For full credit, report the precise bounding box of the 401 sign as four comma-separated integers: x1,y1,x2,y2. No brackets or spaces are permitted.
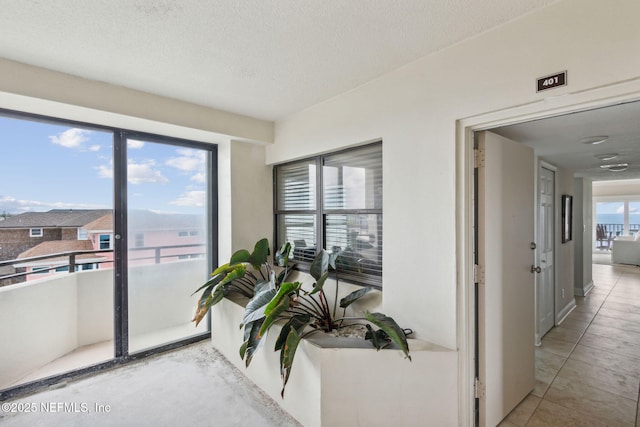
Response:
537,71,567,92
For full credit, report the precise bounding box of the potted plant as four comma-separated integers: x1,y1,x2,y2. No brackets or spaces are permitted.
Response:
193,238,411,396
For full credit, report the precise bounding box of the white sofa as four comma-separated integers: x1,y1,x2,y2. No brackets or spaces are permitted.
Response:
611,236,640,265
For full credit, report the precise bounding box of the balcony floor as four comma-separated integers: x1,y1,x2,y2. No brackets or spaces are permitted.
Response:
4,323,207,390
0,340,302,426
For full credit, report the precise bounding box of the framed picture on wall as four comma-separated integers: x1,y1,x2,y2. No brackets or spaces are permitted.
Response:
562,195,573,243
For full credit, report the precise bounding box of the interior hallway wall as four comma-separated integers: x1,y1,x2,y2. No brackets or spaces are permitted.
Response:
555,166,576,321
574,177,594,296
269,0,640,350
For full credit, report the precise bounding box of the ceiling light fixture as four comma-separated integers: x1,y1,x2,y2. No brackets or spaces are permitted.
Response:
580,136,608,145
594,153,618,161
600,163,629,172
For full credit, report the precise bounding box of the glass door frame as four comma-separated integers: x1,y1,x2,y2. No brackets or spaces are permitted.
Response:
0,109,217,400
114,131,217,357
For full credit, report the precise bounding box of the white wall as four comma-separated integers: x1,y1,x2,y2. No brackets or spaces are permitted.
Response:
0,58,273,144
1,0,640,422
269,1,640,422
0,261,205,388
269,0,640,351
76,269,113,346
574,178,594,296
555,167,576,321
211,296,456,427
229,140,273,252
0,275,78,388
593,179,640,197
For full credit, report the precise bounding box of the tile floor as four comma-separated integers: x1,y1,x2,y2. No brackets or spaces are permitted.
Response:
499,263,640,427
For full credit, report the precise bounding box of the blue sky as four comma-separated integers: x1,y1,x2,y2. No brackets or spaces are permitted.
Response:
0,116,207,215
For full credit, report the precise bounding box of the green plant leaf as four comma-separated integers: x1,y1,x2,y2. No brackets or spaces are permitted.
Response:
242,288,278,325
254,278,274,294
275,242,292,266
218,264,247,286
264,282,300,315
275,314,312,351
248,238,270,269
230,249,251,265
310,250,329,281
258,296,290,338
309,271,329,295
280,328,302,398
340,286,374,308
192,284,214,326
364,312,411,361
364,324,391,350
240,318,265,367
209,282,228,306
191,271,225,295
210,263,235,276
329,251,340,270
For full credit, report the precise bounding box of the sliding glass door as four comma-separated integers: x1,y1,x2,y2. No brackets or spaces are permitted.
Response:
0,112,216,395
124,136,212,353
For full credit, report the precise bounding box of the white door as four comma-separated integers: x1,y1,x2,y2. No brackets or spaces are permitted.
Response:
477,131,536,427
536,165,555,342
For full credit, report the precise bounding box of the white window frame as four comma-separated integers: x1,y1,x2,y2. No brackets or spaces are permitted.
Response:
30,228,43,237
99,234,112,249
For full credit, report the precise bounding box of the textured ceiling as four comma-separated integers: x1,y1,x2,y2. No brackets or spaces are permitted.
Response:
492,101,640,181
0,0,557,121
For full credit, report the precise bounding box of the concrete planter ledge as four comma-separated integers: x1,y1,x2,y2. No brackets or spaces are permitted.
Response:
210,297,457,427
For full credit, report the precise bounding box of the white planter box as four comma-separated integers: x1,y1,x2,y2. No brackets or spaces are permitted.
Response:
211,297,457,427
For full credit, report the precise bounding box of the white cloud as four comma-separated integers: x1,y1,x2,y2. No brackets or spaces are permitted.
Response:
128,160,168,184
190,172,206,183
96,159,168,185
89,145,101,152
49,128,95,150
616,206,625,213
96,160,113,179
170,190,206,207
128,140,145,149
0,195,107,214
166,149,206,172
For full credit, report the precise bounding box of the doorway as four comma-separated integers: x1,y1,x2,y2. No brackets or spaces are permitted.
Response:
458,86,640,426
536,164,556,344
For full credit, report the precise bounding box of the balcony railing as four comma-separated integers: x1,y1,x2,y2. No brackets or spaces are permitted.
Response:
0,243,205,285
0,256,207,390
597,223,640,237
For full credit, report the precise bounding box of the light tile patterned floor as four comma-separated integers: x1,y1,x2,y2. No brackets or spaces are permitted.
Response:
500,263,640,427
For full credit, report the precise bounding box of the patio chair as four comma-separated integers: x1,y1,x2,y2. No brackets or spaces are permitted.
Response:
596,224,611,250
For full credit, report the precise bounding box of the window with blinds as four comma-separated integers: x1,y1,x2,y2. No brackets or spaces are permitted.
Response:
274,141,382,287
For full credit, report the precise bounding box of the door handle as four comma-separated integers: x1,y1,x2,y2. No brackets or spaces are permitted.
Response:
531,265,541,274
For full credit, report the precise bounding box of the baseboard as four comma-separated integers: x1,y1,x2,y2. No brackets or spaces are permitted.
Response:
556,299,577,325
574,280,594,297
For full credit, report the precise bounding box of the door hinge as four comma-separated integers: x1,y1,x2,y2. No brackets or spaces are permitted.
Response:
474,147,485,168
474,378,486,399
474,264,485,285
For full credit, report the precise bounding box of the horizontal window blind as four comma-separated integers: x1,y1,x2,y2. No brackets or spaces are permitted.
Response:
275,141,382,287
276,160,316,211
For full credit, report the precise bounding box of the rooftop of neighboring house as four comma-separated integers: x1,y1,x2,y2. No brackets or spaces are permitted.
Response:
0,209,204,233
16,240,98,263
83,214,113,232
0,209,112,229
